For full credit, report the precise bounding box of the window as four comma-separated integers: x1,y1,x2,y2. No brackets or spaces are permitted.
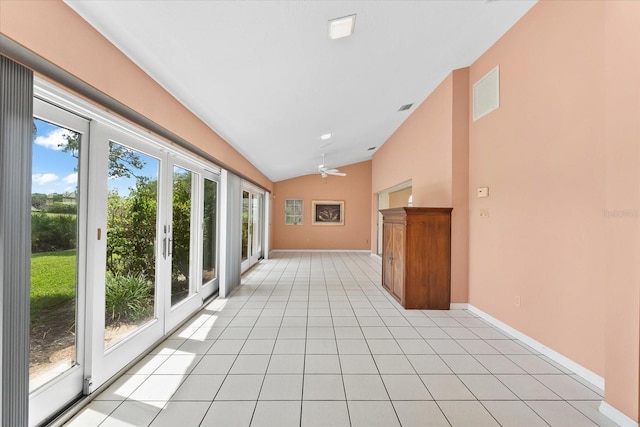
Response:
285,199,303,225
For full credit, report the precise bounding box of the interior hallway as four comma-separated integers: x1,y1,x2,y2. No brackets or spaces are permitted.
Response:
64,252,614,427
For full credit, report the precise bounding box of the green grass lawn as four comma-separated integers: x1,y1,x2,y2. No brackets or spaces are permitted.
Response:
31,249,76,318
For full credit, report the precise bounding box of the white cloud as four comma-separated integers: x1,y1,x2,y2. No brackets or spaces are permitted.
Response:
32,173,59,185
63,173,78,185
34,128,73,151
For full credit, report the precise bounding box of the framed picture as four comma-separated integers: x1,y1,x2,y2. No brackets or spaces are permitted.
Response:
285,199,303,225
312,200,344,226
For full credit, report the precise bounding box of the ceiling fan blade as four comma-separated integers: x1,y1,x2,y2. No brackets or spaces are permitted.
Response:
326,171,347,176
324,168,339,174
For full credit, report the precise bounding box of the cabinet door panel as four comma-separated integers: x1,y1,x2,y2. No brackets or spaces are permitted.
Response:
382,223,393,291
392,224,405,302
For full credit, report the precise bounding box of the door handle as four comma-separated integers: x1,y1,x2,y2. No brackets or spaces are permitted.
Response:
162,236,167,259
168,238,173,256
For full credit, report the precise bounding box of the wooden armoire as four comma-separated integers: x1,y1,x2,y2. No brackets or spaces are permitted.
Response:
380,207,453,309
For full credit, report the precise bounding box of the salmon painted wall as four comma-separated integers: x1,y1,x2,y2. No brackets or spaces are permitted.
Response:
372,76,453,206
0,0,273,191
603,0,640,421
469,0,606,382
272,161,372,250
371,70,469,303
470,0,639,421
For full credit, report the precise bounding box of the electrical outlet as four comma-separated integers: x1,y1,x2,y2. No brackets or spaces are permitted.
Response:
515,296,521,307
480,209,490,218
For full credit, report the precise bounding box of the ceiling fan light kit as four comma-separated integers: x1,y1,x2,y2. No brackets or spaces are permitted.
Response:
318,153,347,178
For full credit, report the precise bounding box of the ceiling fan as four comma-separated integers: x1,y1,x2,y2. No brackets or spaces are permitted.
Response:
318,153,347,178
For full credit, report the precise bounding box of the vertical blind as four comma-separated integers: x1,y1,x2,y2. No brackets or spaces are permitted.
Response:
0,55,33,427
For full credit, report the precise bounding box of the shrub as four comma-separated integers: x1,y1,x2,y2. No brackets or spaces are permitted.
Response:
47,203,77,214
31,212,77,252
105,272,154,325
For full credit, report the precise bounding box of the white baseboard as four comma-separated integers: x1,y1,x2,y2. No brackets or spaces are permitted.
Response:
270,249,371,253
600,401,639,427
463,304,605,390
449,303,470,310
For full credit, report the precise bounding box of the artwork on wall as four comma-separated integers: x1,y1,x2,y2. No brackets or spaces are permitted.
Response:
285,199,303,225
312,200,344,225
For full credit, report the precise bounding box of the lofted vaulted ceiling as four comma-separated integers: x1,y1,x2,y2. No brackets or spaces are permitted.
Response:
65,0,536,182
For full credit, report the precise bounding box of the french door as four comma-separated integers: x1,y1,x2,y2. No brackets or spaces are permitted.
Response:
29,80,220,425
241,187,263,273
29,98,90,426
201,172,220,299
89,124,219,386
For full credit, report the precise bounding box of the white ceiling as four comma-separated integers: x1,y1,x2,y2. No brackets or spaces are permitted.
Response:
65,0,536,182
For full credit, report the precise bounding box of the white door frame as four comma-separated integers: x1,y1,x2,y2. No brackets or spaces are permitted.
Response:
29,97,90,427
87,122,166,389
241,183,265,273
32,77,224,417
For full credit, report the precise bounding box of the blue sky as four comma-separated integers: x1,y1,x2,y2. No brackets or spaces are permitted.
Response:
33,118,158,197
32,119,79,195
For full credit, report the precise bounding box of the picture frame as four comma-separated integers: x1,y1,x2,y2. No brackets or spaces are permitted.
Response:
284,199,303,225
312,200,344,226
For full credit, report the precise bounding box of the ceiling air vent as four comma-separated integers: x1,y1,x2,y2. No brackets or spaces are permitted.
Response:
473,65,500,121
367,146,376,151
398,103,413,112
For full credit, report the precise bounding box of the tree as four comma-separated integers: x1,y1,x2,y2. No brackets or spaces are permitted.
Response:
59,135,146,179
32,193,47,210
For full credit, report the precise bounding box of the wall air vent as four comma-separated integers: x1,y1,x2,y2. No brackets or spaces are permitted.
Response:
398,103,413,112
473,65,500,121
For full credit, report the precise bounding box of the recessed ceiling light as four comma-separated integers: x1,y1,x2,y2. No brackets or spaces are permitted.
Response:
320,133,332,140
329,14,356,40
399,103,413,111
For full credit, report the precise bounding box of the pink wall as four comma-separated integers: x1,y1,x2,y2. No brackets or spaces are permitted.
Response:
603,0,640,420
372,0,639,420
469,0,606,375
469,0,638,421
372,70,469,303
372,76,453,206
272,161,372,250
0,0,273,192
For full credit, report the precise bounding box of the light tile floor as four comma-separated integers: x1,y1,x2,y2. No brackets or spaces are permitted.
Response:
66,252,616,427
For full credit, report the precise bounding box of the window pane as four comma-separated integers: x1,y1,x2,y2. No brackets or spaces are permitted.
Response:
104,142,158,349
202,178,217,284
171,166,193,306
30,118,79,390
242,191,249,261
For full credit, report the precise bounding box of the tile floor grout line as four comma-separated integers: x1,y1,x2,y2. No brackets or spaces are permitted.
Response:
68,252,610,427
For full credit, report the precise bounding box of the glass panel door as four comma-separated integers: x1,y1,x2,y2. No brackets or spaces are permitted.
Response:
241,187,263,273
88,123,164,389
31,84,221,419
251,193,262,264
164,160,201,331
170,166,193,306
104,142,159,350
202,175,219,298
242,190,250,262
29,99,89,426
